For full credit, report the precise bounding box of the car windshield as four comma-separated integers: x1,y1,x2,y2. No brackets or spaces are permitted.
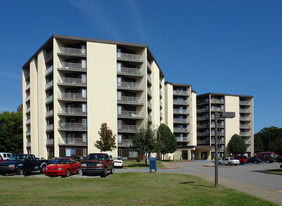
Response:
50,159,69,164
88,154,105,160
8,155,28,161
230,158,236,160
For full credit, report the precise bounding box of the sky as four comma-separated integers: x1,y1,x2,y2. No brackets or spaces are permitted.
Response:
0,0,281,133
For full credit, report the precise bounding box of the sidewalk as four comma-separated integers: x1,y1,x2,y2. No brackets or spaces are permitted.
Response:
161,161,282,205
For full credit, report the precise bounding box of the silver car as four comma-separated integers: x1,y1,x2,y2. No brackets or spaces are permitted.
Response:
219,157,240,166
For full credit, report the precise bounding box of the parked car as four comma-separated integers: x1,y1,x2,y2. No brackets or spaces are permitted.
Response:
255,152,276,163
81,152,114,177
44,158,80,177
36,157,46,160
248,157,262,164
0,154,3,162
234,156,248,165
113,157,123,168
0,152,12,161
219,157,240,166
0,154,49,175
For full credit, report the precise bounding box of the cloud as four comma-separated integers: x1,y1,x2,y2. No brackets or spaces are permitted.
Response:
69,0,123,40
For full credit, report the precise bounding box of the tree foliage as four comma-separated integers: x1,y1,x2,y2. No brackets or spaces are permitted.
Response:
0,108,23,154
227,134,246,156
157,124,177,160
254,126,282,155
131,125,156,165
254,135,264,153
95,123,116,152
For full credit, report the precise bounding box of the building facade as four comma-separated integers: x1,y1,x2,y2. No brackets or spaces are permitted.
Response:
22,35,254,160
196,93,254,160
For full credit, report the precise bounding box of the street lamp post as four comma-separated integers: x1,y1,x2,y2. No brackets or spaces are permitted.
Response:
214,111,235,188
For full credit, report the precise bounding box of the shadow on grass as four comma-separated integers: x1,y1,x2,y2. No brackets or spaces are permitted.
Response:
178,181,214,188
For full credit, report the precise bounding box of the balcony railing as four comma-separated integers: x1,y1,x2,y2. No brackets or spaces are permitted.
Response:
174,128,188,133
197,124,209,128
148,115,152,122
147,63,151,71
46,139,54,145
174,99,188,105
59,62,87,71
58,47,86,56
240,131,251,136
118,139,133,147
173,90,189,96
211,99,224,103
211,131,224,136
58,107,87,116
176,137,187,142
117,96,142,104
117,52,142,62
26,107,30,113
46,80,53,90
46,124,54,131
118,111,143,119
147,88,152,96
245,139,252,144
59,122,87,131
147,75,152,83
26,130,31,136
45,51,53,61
147,101,152,109
173,109,188,114
240,116,251,121
240,108,251,113
117,67,142,76
117,82,142,90
240,101,251,105
210,107,224,111
58,77,86,85
197,140,210,144
26,142,31,147
60,138,87,146
46,95,53,104
25,95,30,102
45,66,53,76
197,108,209,112
174,118,188,124
197,116,209,121
58,93,87,101
25,83,30,91
46,110,53,117
240,124,251,129
26,119,30,124
118,125,138,133
197,132,209,136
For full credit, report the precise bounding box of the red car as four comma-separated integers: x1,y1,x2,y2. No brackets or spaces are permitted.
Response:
44,158,80,177
235,156,248,165
0,154,3,162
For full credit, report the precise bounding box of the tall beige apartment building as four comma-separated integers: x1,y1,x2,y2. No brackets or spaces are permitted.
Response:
196,93,254,160
22,35,254,160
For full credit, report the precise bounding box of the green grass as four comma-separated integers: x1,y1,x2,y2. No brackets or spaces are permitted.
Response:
123,160,164,168
263,169,282,175
0,173,278,206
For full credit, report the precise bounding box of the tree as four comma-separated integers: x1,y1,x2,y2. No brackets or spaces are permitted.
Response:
157,124,177,160
0,107,23,154
227,134,246,156
95,123,116,152
131,125,156,165
254,135,264,153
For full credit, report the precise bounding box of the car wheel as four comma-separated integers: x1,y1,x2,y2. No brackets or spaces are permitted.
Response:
228,162,231,166
17,167,24,175
110,165,114,174
0,172,6,176
76,167,81,174
255,161,258,164
65,169,70,177
40,165,46,174
100,167,107,178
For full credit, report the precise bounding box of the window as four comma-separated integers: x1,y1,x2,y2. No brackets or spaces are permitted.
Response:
117,91,122,101
82,133,87,143
129,151,138,157
83,148,87,157
117,106,122,115
117,62,121,72
66,148,76,157
118,149,122,157
118,134,122,143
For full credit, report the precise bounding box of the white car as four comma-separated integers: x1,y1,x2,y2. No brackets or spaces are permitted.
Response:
219,157,240,166
113,157,123,168
0,152,12,161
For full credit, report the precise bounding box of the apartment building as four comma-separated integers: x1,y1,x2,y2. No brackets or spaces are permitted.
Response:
22,35,165,159
164,82,197,160
196,93,254,160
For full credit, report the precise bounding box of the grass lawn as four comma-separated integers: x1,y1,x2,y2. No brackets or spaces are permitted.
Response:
123,160,164,168
0,173,278,206
263,169,282,175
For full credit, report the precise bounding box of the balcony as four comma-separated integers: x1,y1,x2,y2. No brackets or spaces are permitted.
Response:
174,118,188,124
45,66,53,76
58,47,86,56
240,116,251,121
211,131,224,136
240,124,251,129
197,108,209,113
118,139,133,147
176,137,187,142
173,109,188,114
197,140,210,145
147,75,152,84
58,77,87,86
26,107,30,113
147,101,152,109
25,95,30,102
197,132,209,136
46,95,53,104
240,131,251,137
46,124,54,131
210,123,225,128
59,122,87,131
117,96,143,105
174,99,189,105
26,119,31,124
147,88,152,96
118,125,138,133
240,108,251,113
117,82,142,91
147,63,151,71
240,101,251,105
117,52,142,62
58,107,87,116
148,115,152,122
118,111,143,119
26,130,31,136
45,51,53,62
59,138,87,146
211,99,224,104
46,139,54,145
26,142,31,147
210,107,224,112
197,116,209,121
173,90,189,96
58,93,87,101
46,110,53,117
245,139,252,145
58,62,87,72
197,124,209,129
46,80,53,90
117,67,142,76
174,128,188,133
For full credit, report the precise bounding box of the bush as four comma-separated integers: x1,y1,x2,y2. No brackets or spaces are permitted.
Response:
135,156,141,162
